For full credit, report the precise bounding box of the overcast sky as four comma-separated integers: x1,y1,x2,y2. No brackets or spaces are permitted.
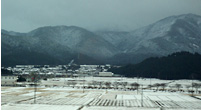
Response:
2,0,201,32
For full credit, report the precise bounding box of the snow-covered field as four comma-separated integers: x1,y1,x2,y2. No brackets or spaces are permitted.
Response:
1,77,201,110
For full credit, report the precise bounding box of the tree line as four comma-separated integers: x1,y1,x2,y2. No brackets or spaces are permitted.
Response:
109,51,201,80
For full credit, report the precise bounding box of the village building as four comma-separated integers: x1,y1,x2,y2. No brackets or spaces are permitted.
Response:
99,72,114,77
1,75,18,86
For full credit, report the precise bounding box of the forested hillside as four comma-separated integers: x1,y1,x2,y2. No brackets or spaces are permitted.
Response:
109,52,201,80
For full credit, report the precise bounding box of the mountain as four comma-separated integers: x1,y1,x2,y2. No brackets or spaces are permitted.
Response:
98,14,201,64
109,52,201,80
1,26,117,66
27,26,119,59
127,13,201,55
2,14,201,66
95,31,131,51
1,32,71,66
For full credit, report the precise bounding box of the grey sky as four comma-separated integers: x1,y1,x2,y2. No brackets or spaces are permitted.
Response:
2,0,201,32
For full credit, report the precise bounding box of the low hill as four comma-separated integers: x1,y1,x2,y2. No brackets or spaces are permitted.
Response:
109,52,201,80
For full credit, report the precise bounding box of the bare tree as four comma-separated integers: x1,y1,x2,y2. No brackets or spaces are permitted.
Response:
147,84,153,90
185,85,191,93
113,82,119,89
92,81,98,88
192,83,201,94
66,81,71,87
30,71,40,104
130,82,140,93
131,82,137,90
160,83,167,91
122,82,128,90
118,82,123,90
66,81,77,88
105,82,112,89
30,71,41,83
175,84,182,91
97,81,103,89
87,82,93,89
71,81,77,88
153,83,160,91
105,82,112,93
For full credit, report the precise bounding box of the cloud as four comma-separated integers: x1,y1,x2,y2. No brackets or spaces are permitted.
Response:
2,0,201,32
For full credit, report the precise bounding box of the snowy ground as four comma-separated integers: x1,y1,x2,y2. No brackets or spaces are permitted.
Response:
1,77,201,110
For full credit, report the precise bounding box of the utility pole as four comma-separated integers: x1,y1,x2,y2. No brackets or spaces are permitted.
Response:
31,71,39,104
150,75,152,86
141,85,143,107
191,74,194,96
83,76,85,93
33,73,38,104
34,79,37,104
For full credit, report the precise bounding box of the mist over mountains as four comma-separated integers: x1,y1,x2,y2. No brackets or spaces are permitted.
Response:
2,14,201,66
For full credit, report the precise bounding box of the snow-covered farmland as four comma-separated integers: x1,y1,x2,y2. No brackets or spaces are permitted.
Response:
1,77,201,110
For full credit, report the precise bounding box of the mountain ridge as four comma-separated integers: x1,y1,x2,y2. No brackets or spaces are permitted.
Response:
2,13,201,66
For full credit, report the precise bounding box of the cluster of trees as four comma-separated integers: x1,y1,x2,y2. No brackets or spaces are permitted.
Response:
87,81,140,90
64,80,201,94
1,68,13,75
17,76,26,82
65,80,141,91
109,52,201,80
148,83,168,91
